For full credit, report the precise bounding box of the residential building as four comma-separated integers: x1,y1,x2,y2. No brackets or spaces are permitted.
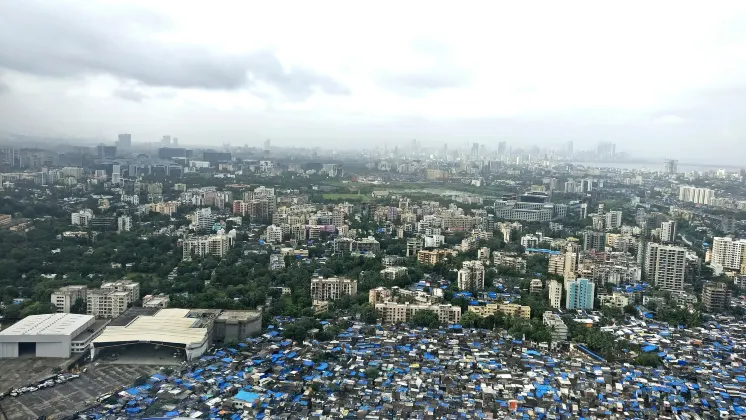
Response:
375,302,461,325
71,209,93,226
265,225,283,243
477,247,491,264
51,285,87,313
352,236,380,254
117,215,132,233
604,211,622,230
142,294,170,308
566,278,595,310
702,282,732,313
582,231,606,252
599,293,629,309
493,252,527,274
417,249,448,265
457,261,486,291
542,311,568,342
678,185,715,205
660,221,677,243
530,278,543,293
710,237,746,272
269,254,285,271
87,289,131,319
548,280,563,309
645,243,687,291
380,266,408,281
310,277,358,302
182,230,236,260
368,287,392,305
406,237,423,256
468,303,531,319
100,280,140,303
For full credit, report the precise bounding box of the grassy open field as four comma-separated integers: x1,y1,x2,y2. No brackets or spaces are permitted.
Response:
321,193,370,202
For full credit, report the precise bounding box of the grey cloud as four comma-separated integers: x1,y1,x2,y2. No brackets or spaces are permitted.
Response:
380,70,472,96
112,87,149,102
0,79,8,95
0,1,348,100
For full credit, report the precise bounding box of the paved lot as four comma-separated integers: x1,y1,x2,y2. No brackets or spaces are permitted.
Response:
0,364,158,420
0,357,76,393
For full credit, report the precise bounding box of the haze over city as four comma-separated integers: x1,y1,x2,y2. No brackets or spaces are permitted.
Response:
1,0,746,163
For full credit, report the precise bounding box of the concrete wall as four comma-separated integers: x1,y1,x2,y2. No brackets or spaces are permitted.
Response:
36,341,69,358
0,342,18,358
0,335,73,358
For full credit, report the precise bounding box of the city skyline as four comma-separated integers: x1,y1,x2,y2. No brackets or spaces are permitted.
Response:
1,1,746,164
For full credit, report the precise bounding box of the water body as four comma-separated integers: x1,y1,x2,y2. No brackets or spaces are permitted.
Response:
570,161,743,172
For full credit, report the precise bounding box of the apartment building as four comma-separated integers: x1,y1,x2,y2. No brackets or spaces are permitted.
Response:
51,285,87,313
417,249,448,265
87,289,131,319
702,282,732,313
710,237,746,272
368,287,393,305
548,280,563,309
543,311,568,342
380,266,408,281
310,277,358,302
566,278,595,310
468,303,531,319
645,243,687,291
71,209,93,226
375,302,461,325
182,230,236,260
100,280,140,303
457,260,486,290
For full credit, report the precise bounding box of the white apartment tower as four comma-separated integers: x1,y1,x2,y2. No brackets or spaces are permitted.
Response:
117,215,132,232
710,237,746,272
548,280,563,309
310,277,358,301
660,221,677,243
51,285,88,313
457,260,486,291
645,243,686,291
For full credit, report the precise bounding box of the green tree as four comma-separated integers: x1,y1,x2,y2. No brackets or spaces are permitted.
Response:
460,311,481,328
411,310,440,328
70,297,86,314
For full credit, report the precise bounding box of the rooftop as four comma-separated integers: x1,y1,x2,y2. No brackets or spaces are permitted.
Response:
93,308,208,347
216,310,262,323
0,313,94,337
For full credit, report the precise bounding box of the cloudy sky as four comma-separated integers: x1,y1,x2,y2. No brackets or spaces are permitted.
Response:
1,1,746,163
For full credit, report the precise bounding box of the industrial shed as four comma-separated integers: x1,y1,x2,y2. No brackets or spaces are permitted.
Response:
0,313,96,358
91,308,210,361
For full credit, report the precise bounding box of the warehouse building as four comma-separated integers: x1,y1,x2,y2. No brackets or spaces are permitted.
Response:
0,313,105,358
91,308,211,361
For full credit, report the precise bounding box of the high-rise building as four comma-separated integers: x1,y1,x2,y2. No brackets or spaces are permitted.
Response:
645,243,686,290
660,221,677,243
182,230,236,260
566,278,595,310
161,135,171,146
665,159,678,174
702,282,732,313
498,141,507,155
710,237,746,272
548,280,563,309
582,231,605,251
118,134,132,149
117,215,132,233
457,261,485,290
604,211,622,230
310,277,357,302
678,185,715,205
